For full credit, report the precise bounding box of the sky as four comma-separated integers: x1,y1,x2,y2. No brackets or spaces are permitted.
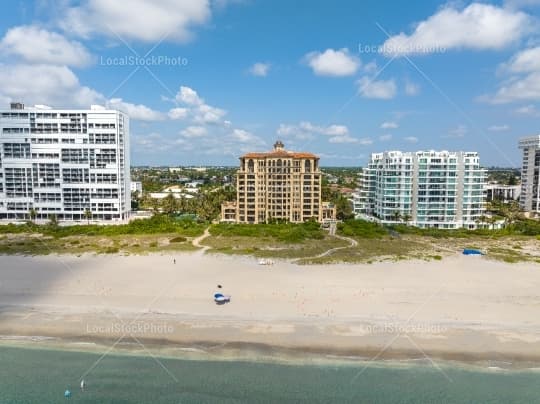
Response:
1,0,540,167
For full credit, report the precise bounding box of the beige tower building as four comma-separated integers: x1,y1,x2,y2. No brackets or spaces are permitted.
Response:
221,141,335,224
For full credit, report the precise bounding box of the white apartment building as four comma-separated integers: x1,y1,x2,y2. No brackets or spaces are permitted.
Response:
130,181,142,194
354,150,486,229
518,135,540,214
0,103,130,221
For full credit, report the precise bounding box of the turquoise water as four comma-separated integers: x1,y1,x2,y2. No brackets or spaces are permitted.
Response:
1,345,539,403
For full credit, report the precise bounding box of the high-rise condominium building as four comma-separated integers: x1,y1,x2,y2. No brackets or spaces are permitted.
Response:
354,150,486,229
0,103,130,221
518,135,540,214
221,140,336,224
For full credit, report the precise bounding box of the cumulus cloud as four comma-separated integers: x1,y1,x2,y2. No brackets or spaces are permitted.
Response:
484,46,540,103
172,86,228,125
168,107,189,120
277,121,350,141
1,25,92,67
304,48,360,77
405,81,420,96
0,64,102,108
176,86,204,106
60,0,212,43
404,136,419,143
379,134,393,141
248,62,270,77
107,98,165,121
380,121,398,129
514,104,540,115
357,77,397,99
380,3,530,57
328,135,360,144
181,125,207,138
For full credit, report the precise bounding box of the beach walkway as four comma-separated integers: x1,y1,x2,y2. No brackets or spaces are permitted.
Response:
192,226,211,252
296,233,358,262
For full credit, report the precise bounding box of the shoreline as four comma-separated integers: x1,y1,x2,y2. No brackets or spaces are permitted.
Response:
1,252,539,371
1,332,540,372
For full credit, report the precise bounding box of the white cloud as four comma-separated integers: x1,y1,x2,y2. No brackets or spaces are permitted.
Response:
358,137,373,146
193,104,227,124
447,125,468,138
176,86,204,106
304,48,360,77
380,121,398,129
107,98,165,121
329,135,359,144
1,25,92,67
0,64,102,108
173,86,228,125
357,77,397,99
181,125,207,138
380,3,530,57
60,0,212,43
379,134,393,141
404,136,419,143
168,107,189,120
277,121,350,141
485,47,540,103
248,62,270,77
514,104,540,115
405,81,420,96
489,71,540,103
502,46,540,73
488,124,510,131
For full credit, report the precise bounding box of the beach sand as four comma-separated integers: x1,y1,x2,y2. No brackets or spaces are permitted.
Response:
0,252,539,365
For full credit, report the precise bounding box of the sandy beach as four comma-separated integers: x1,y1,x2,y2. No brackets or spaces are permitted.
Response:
1,251,540,365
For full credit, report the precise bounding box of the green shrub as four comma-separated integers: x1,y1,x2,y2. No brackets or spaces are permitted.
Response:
210,221,325,243
337,220,387,239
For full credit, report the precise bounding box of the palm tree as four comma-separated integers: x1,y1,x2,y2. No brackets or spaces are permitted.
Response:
83,208,92,225
48,214,58,227
162,193,178,216
475,215,488,229
488,216,498,230
401,213,412,226
28,208,37,223
391,211,402,223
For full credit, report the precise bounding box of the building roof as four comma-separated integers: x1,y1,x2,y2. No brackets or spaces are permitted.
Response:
240,140,318,159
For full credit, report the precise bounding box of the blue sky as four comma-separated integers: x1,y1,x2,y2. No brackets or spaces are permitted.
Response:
1,0,540,167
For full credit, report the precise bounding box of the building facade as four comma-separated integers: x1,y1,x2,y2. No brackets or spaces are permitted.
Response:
221,141,335,223
519,135,540,214
0,103,130,221
354,150,486,229
485,183,520,203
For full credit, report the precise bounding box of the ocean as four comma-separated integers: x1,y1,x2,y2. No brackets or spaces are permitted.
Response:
0,344,539,403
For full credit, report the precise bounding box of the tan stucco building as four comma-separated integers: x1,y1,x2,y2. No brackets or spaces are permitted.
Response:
221,141,336,224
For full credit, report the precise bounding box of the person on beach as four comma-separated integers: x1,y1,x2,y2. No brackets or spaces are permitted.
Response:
173,258,176,264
